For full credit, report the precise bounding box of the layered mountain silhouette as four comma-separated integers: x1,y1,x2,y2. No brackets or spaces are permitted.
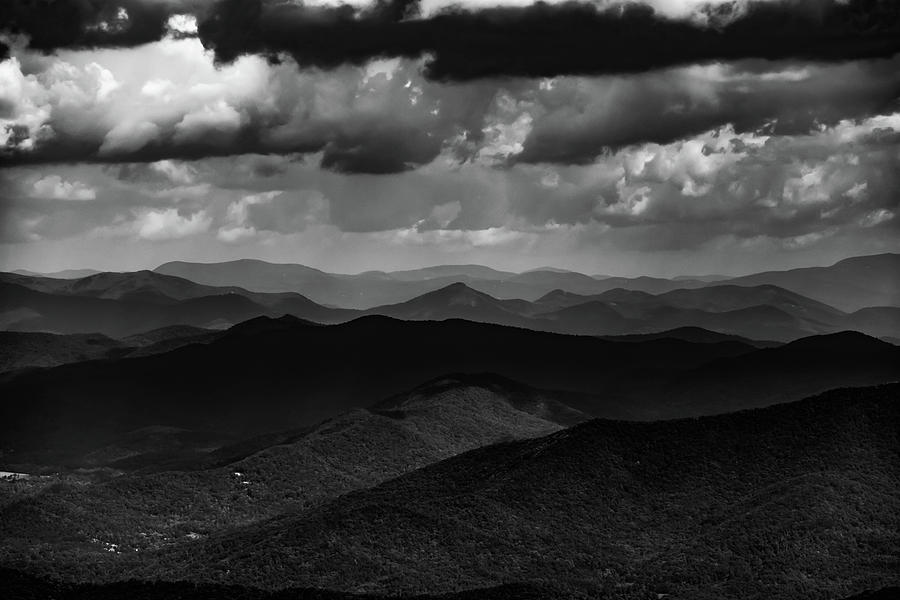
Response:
724,253,900,312
0,271,353,337
30,383,892,600
6,263,900,342
154,253,900,311
11,252,900,341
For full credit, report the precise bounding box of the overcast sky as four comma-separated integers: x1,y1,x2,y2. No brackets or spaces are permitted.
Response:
1,0,898,276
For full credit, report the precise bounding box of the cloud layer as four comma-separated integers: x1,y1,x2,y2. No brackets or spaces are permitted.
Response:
2,32,898,171
4,1,898,80
1,0,898,275
199,0,900,81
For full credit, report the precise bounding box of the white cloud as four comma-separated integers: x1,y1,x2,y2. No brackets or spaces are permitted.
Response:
224,191,283,227
173,100,244,143
100,120,160,154
217,225,259,243
135,208,211,241
858,209,894,228
141,78,176,101
150,160,196,185
31,175,97,201
166,14,198,35
385,226,528,249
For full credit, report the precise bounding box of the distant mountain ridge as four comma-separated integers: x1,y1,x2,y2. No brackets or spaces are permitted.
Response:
4,263,900,341
12,268,104,279
154,253,900,311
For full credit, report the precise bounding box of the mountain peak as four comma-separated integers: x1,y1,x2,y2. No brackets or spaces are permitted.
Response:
783,330,890,352
225,314,318,336
425,281,487,300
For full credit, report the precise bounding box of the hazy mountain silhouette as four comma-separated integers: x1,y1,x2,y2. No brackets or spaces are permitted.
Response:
725,253,900,312
362,265,515,281
0,271,354,336
361,281,882,341
11,269,104,279
533,283,898,341
81,253,897,312
362,282,537,328
136,384,899,599
6,266,900,342
153,259,717,308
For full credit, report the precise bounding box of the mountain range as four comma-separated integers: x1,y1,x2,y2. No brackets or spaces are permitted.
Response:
152,253,900,311
2,252,899,343
3,252,899,600
1,315,898,465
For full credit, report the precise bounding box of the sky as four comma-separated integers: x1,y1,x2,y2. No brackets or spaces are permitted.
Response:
0,0,898,277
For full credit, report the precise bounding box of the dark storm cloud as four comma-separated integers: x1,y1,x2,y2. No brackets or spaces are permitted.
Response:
0,0,201,53
5,1,897,80
196,0,900,81
516,56,900,164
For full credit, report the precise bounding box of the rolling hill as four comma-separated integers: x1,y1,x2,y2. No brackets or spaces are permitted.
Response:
142,384,900,599
0,375,589,571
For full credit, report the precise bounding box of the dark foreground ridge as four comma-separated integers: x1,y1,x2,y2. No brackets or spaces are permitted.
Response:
2,315,898,461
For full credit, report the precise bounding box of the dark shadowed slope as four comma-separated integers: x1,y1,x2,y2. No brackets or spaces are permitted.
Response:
660,331,900,416
147,384,900,600
725,253,900,312
2,315,898,461
0,327,223,374
0,569,570,600
0,331,125,374
600,326,780,348
0,376,588,569
0,316,760,458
